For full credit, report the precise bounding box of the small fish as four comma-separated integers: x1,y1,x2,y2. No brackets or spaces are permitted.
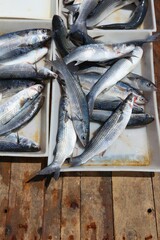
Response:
0,63,57,80
97,0,148,29
0,84,43,127
0,133,40,152
94,98,144,114
0,29,51,61
69,0,99,45
0,79,38,100
50,57,89,147
30,94,77,181
70,94,134,166
91,110,154,127
0,47,48,66
52,15,75,57
86,0,135,28
0,94,44,136
87,46,143,116
123,72,157,91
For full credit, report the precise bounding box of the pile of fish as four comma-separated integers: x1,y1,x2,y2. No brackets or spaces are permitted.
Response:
62,0,149,45
30,10,158,182
0,28,56,152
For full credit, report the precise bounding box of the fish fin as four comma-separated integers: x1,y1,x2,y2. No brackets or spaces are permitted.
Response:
74,61,83,66
70,157,82,167
26,164,61,182
101,150,106,157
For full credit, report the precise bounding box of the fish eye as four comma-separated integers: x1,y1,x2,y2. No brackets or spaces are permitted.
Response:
146,82,151,87
81,135,86,140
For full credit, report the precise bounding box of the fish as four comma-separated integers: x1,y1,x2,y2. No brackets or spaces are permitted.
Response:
0,29,51,61
70,93,134,167
0,63,57,80
86,0,136,28
50,57,89,147
64,34,160,65
30,94,77,180
0,79,38,100
69,0,99,45
0,94,44,136
87,46,143,115
0,133,40,152
94,98,144,114
0,47,48,66
97,0,148,29
91,110,154,127
77,66,108,75
122,72,157,91
0,84,43,127
52,15,75,57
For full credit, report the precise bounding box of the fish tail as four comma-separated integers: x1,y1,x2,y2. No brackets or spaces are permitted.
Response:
145,33,160,43
27,164,61,182
70,156,82,167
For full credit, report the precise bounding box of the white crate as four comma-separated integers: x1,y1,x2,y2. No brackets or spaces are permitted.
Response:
48,31,160,172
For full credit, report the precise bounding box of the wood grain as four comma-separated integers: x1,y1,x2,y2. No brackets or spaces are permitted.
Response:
5,160,44,240
0,160,11,240
112,172,157,240
61,174,81,240
42,177,62,240
80,172,114,240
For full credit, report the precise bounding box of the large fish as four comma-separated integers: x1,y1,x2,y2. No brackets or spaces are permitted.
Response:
0,94,44,136
97,0,148,29
86,0,136,28
91,110,154,128
87,46,143,115
0,63,57,80
0,29,51,61
70,94,134,166
52,15,75,57
64,34,159,65
0,133,40,152
31,94,77,180
51,57,89,147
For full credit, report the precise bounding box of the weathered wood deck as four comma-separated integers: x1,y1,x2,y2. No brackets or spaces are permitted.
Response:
0,1,160,239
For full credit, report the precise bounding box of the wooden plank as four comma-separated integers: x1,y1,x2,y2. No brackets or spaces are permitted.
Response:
80,172,114,240
0,160,11,240
61,173,81,240
152,174,160,239
5,159,45,240
42,177,62,240
112,172,157,240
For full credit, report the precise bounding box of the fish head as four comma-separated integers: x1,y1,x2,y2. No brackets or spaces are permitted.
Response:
52,15,65,30
115,43,135,55
134,94,148,105
27,29,51,45
140,79,157,92
39,67,58,79
27,84,44,99
145,114,154,124
20,137,40,151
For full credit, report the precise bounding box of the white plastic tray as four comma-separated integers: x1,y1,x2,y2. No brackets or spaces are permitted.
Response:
0,0,57,20
0,20,53,157
59,0,156,31
48,31,160,172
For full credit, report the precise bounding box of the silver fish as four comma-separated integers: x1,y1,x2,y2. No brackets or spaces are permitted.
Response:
51,57,89,147
0,47,48,66
0,79,38,100
0,84,43,126
87,46,143,115
70,94,134,166
0,93,44,136
32,94,77,180
0,63,57,80
97,0,148,29
91,110,154,128
123,72,157,91
86,0,136,27
0,133,40,152
0,29,51,61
